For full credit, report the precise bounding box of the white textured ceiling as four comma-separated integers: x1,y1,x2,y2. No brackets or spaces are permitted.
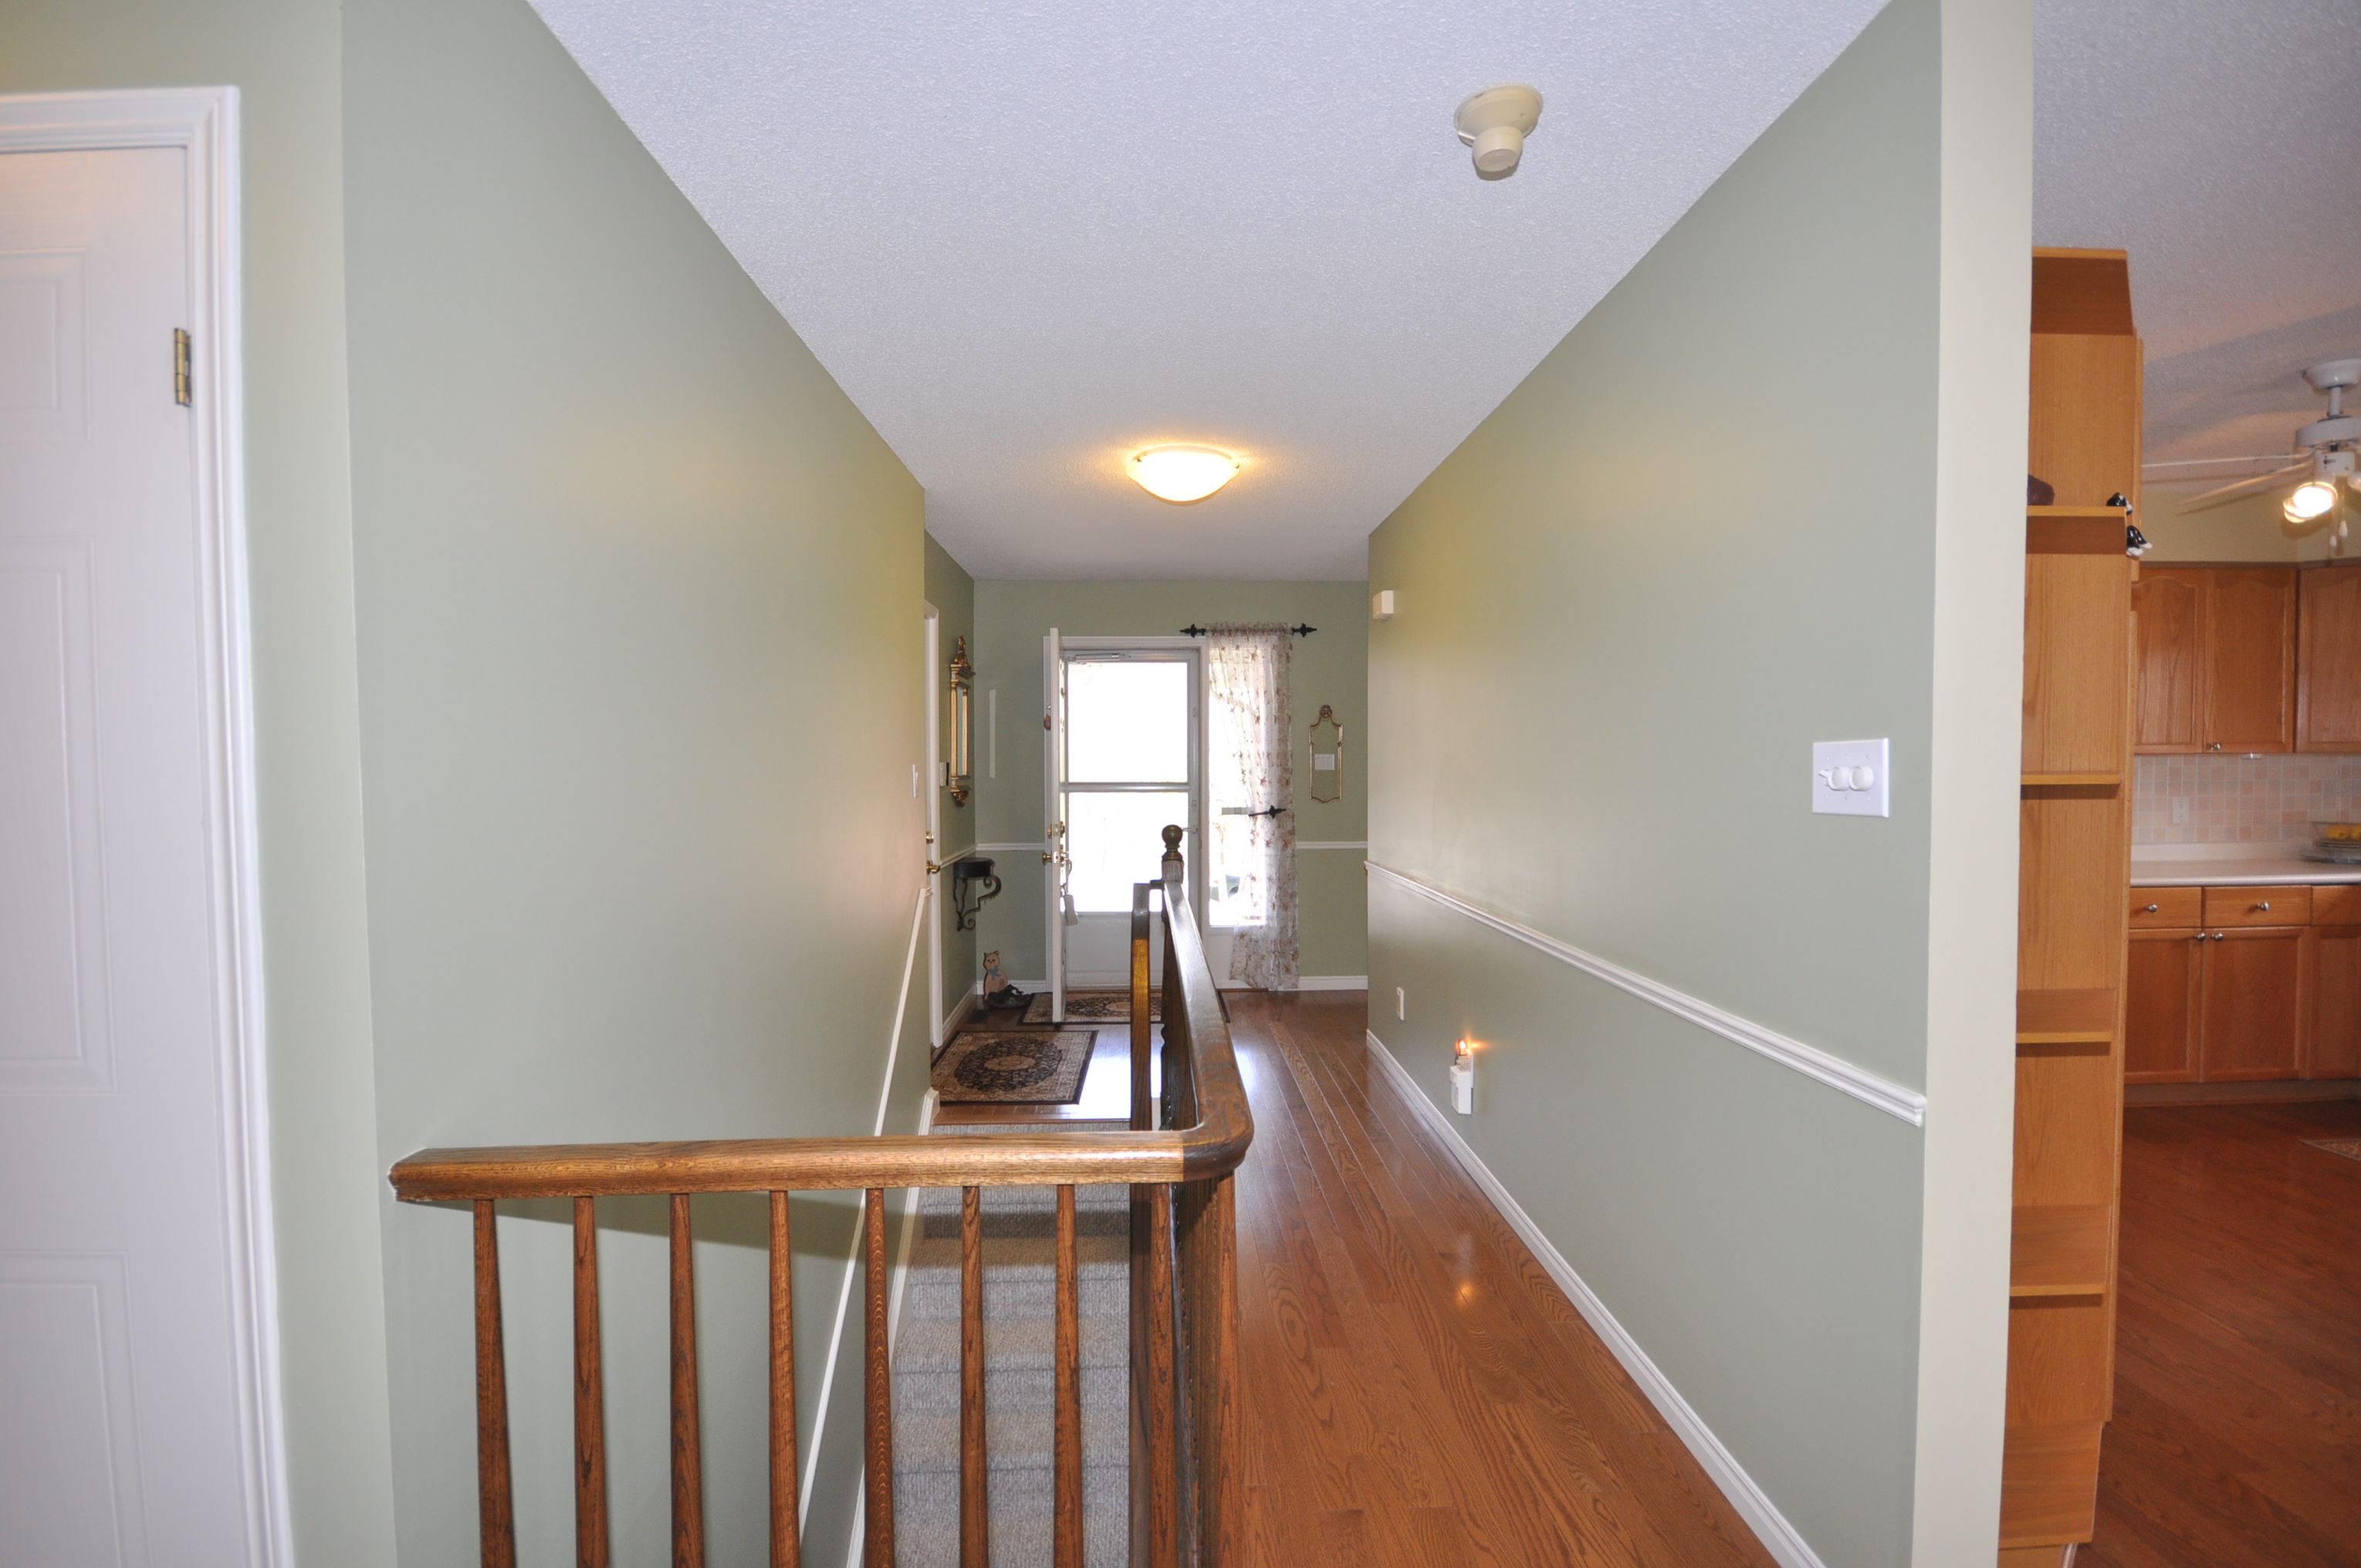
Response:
2035,0,2361,482
526,0,1886,578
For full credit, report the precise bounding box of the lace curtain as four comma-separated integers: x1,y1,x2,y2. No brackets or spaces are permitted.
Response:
1206,623,1298,989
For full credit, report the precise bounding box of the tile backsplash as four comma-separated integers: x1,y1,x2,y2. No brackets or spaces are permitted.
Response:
2133,754,2361,845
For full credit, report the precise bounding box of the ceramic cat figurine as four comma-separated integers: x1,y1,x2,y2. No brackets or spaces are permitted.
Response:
981,950,1009,998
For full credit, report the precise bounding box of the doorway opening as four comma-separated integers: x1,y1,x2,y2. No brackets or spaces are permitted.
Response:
1047,641,1203,1010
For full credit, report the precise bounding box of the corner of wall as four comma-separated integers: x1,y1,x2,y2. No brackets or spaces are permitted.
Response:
1909,0,2031,1560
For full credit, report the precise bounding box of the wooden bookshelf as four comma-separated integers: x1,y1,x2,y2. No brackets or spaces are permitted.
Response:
2014,988,2116,1046
2000,248,2139,1563
1998,1421,2105,1548
2009,1205,2111,1297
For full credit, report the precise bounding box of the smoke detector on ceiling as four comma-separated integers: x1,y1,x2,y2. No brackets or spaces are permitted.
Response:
1455,86,1543,177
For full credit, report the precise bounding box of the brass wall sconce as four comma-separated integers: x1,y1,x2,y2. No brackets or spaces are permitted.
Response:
1307,704,1345,803
947,636,974,806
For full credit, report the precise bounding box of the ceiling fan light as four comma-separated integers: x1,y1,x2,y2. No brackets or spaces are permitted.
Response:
2286,478,2339,522
1128,446,1241,504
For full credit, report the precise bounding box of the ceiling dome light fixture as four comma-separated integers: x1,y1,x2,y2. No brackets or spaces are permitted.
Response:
2287,478,2339,523
1128,445,1241,504
1455,85,1544,177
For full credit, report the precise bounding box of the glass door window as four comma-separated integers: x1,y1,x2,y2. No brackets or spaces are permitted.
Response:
1063,657,1192,913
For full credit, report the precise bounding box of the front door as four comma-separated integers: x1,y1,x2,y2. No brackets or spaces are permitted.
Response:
0,140,269,1562
1046,640,1200,1008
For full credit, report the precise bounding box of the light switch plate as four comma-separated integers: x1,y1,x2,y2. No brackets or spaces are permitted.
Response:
1812,738,1890,817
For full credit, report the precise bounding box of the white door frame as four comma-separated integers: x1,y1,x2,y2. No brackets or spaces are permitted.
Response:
0,86,286,1566
1053,635,1209,985
924,602,944,1047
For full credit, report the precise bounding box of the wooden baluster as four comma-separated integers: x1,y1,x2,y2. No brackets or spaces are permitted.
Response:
1054,1186,1084,1568
1128,1184,1178,1568
770,1192,801,1568
573,1198,611,1568
1131,890,1154,1132
960,1187,990,1568
671,1195,705,1568
473,1200,517,1568
863,1187,895,1568
1176,1174,1242,1566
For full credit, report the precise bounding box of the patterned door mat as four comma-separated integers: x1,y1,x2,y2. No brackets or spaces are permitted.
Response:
932,1029,1100,1104
1022,988,1160,1025
2302,1137,2361,1162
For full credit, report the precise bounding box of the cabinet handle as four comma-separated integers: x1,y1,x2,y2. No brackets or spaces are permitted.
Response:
2255,901,2270,913
2143,903,2160,913
2207,742,2223,752
2213,931,2225,941
2194,931,2209,941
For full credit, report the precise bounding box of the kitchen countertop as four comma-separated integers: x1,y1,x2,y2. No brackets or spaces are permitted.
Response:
2129,853,2361,887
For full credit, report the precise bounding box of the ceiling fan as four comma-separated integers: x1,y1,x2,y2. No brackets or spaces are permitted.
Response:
2178,358,2359,532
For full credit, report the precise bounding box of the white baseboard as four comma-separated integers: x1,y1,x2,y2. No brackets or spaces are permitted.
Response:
938,981,980,1046
1363,1029,1825,1568
801,883,929,1526
1290,975,1367,992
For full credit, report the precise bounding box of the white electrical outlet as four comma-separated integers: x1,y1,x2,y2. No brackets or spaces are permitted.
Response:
1811,738,1891,817
1395,987,1406,1020
2172,797,2191,825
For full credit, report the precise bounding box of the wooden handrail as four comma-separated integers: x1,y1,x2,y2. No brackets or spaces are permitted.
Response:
388,854,1249,1203
391,828,1250,1568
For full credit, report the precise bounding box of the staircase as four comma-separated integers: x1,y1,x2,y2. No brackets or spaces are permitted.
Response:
893,1171,1131,1567
387,836,1248,1568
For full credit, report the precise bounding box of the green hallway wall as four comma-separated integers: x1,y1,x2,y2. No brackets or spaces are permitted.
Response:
0,5,399,1563
969,579,1370,988
927,535,982,1022
340,2,932,1563
1365,0,2026,1562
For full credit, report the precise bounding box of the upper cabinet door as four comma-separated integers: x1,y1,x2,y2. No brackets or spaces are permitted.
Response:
2297,566,2361,752
2200,567,2297,753
2133,568,2205,753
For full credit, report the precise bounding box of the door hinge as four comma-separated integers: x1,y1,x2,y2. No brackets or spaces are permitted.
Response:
173,329,193,407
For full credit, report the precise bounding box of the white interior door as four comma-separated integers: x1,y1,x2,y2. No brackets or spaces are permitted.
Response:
1042,627,1067,1020
0,141,266,1562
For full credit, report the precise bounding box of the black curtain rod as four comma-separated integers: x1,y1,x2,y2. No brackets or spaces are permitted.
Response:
1178,623,1317,637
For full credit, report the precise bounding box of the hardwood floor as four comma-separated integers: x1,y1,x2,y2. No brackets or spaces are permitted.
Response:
2082,1101,2361,1567
1226,991,1774,1567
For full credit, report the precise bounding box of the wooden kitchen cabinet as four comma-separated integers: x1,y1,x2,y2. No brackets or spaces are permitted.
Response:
2125,928,2200,1083
2313,927,2361,1079
2197,927,2307,1080
2297,565,2361,752
2126,884,2361,1085
2133,566,2296,753
2133,569,2204,752
2205,569,2298,752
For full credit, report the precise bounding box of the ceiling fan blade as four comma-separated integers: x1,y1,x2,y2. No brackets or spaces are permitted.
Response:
2183,462,2308,510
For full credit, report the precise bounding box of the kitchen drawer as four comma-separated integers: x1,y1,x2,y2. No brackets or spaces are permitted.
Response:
2314,884,2361,926
2129,887,2203,928
2202,884,2311,928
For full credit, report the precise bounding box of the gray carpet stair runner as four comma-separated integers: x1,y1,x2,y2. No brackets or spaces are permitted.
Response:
891,1166,1131,1567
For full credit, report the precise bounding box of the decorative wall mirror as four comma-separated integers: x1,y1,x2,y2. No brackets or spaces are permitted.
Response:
946,636,974,806
1307,704,1345,803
